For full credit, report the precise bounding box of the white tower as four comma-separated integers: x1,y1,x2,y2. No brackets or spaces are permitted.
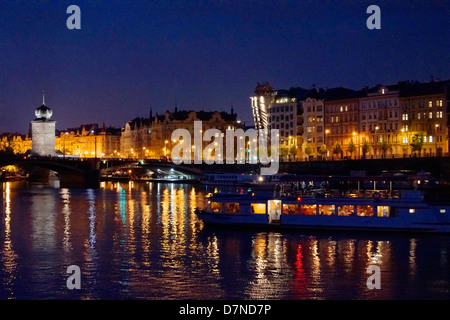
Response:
31,93,56,156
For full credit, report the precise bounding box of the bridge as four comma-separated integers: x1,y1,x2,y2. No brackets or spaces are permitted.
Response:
0,156,205,188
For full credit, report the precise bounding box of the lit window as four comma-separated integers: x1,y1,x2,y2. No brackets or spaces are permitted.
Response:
377,206,390,217
402,114,408,121
429,112,433,119
429,136,433,143
429,100,433,107
437,100,443,107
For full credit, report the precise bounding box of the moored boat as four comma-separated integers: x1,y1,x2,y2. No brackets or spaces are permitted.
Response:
195,189,450,233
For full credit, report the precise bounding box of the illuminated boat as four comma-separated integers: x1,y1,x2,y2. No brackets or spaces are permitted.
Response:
195,190,450,233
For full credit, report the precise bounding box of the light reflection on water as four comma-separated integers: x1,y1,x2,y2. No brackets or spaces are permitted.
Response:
0,180,450,299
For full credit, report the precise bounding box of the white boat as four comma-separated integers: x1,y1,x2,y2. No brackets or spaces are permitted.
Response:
195,190,450,233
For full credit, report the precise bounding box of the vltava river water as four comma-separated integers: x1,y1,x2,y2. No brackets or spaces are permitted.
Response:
1,181,450,300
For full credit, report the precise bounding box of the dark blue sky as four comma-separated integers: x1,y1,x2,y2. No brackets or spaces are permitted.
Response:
1,0,449,133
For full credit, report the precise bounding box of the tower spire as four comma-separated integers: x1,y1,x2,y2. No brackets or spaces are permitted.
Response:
42,91,45,105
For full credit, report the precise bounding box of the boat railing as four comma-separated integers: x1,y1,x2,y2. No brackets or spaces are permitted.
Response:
273,183,422,201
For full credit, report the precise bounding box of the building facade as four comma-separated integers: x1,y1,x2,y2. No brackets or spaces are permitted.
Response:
57,124,121,158
254,79,450,160
251,82,273,133
120,109,243,161
399,81,449,157
302,95,325,159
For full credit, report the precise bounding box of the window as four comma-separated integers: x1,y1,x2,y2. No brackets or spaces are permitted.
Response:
429,112,433,119
437,100,443,107
301,204,317,215
283,204,300,215
357,205,374,216
224,202,240,213
338,205,354,216
402,114,408,121
251,203,266,214
319,205,335,216
437,111,443,118
211,202,222,213
377,206,390,217
429,100,433,107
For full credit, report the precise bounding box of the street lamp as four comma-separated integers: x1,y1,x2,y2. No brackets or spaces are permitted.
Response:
91,130,97,159
374,126,379,158
435,124,439,156
63,132,68,159
325,129,330,159
352,131,360,159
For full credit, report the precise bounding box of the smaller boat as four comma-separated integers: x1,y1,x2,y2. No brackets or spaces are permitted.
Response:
195,188,450,233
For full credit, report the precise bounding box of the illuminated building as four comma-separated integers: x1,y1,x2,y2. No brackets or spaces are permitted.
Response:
268,90,299,160
56,124,121,158
358,85,401,158
399,80,449,157
251,82,273,133
301,91,325,160
0,133,32,154
120,109,242,159
323,88,361,159
259,79,450,160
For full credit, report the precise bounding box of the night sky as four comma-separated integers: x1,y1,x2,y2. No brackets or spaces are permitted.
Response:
1,0,449,133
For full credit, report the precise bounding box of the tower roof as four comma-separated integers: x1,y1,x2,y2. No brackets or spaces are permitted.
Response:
34,92,53,120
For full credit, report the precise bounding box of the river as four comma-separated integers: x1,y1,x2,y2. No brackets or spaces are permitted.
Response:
0,181,449,299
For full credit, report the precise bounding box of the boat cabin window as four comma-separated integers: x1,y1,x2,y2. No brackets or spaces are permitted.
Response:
319,205,335,216
224,202,240,213
301,204,317,215
338,205,354,216
283,204,300,215
357,205,374,217
251,203,266,214
211,202,222,213
377,206,390,217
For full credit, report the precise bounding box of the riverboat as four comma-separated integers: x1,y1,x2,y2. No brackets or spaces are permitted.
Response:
195,189,450,233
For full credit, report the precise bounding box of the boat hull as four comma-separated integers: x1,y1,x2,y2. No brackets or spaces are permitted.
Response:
197,211,450,233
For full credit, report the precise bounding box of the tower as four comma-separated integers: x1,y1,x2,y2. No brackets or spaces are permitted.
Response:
31,93,56,156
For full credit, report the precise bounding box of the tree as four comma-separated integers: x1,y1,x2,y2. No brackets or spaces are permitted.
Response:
304,145,313,160
362,140,371,158
289,145,298,161
332,142,342,160
347,139,357,159
410,133,425,157
280,146,289,162
318,144,327,159
378,140,392,158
